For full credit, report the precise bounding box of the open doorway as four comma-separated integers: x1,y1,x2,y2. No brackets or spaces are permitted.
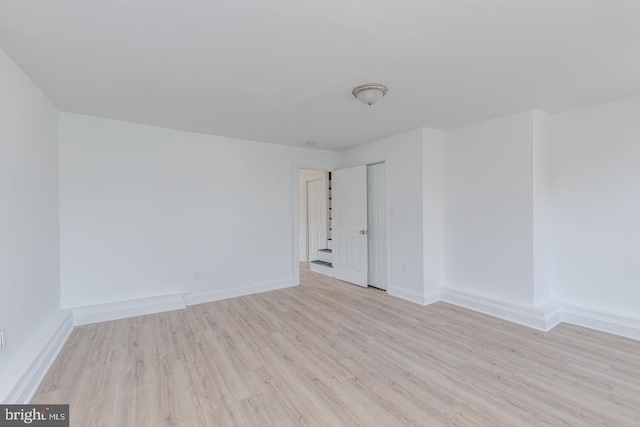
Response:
297,163,388,291
298,169,333,274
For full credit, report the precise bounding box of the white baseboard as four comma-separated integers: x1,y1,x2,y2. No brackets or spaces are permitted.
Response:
561,304,640,341
439,287,561,332
72,294,186,326
545,304,563,331
388,287,439,306
4,310,73,404
437,288,640,340
184,279,295,306
71,279,297,325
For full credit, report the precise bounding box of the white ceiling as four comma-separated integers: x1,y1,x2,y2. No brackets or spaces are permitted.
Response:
1,1,639,150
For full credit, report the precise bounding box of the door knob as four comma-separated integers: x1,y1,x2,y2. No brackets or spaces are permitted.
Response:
359,230,368,234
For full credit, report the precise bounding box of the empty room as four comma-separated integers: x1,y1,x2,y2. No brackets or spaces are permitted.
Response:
2,1,640,425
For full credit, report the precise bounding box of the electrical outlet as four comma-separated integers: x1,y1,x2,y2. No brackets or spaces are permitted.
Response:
193,271,201,280
0,329,5,351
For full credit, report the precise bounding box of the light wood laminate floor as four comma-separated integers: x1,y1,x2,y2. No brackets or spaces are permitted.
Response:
34,264,640,426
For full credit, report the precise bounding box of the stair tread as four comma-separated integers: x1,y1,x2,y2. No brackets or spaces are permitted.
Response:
310,260,333,267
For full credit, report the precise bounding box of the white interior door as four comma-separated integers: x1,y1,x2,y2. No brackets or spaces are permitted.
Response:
367,163,387,290
333,165,368,287
307,179,327,261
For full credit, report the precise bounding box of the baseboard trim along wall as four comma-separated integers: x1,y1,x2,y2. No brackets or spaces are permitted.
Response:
435,287,640,340
183,279,295,306
388,286,439,306
4,310,73,404
72,294,186,326
71,279,297,326
439,287,562,331
66,282,640,343
561,304,640,341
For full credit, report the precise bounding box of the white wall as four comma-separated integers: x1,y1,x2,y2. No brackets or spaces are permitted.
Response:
59,113,337,308
422,128,444,297
552,97,640,319
340,129,426,302
0,48,62,401
532,109,553,305
444,111,535,306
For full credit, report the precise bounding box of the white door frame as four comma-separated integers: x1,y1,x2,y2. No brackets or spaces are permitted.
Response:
379,159,392,291
298,170,328,262
291,159,336,285
307,177,328,261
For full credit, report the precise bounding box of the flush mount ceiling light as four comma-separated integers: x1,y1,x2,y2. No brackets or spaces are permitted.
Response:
352,83,388,106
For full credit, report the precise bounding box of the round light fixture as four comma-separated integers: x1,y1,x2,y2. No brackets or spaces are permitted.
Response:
352,83,388,106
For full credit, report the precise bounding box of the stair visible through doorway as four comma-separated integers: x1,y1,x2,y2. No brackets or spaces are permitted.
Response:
310,245,333,276
309,173,334,277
